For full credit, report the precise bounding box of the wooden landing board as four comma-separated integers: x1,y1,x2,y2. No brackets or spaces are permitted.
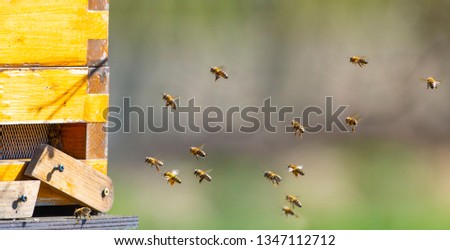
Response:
0,181,40,219
24,145,113,212
0,215,139,230
0,0,108,67
0,68,108,124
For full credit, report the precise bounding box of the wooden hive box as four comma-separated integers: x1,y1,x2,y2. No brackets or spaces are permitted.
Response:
0,0,137,228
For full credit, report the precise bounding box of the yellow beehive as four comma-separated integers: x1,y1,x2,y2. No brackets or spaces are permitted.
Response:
0,0,111,218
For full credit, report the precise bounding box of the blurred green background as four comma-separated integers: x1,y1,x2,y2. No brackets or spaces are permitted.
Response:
107,0,450,229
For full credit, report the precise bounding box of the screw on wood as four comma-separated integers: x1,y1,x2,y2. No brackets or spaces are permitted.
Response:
102,188,109,197
18,195,27,202
54,164,64,172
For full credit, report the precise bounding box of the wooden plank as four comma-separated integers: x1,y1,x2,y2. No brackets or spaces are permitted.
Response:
87,123,107,159
0,215,139,230
24,145,113,212
0,181,40,219
84,94,109,122
0,159,107,181
0,0,108,67
88,66,109,94
0,68,108,123
36,182,80,207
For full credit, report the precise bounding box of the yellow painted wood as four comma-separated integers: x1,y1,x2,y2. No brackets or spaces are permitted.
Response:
0,0,108,66
0,181,40,219
0,68,108,123
0,159,107,181
84,94,109,122
24,145,113,212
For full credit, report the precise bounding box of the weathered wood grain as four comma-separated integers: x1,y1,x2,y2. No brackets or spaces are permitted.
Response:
0,0,108,67
0,68,108,123
0,181,40,219
87,123,107,159
0,215,138,230
24,145,113,212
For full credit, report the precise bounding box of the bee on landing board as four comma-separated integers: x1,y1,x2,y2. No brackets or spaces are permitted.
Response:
422,76,441,89
145,156,164,172
287,164,305,177
286,194,302,209
161,93,177,110
282,206,299,218
345,114,360,133
349,56,368,67
291,120,305,139
210,66,229,81
163,170,181,186
193,169,212,183
264,171,282,186
189,145,207,160
74,207,92,224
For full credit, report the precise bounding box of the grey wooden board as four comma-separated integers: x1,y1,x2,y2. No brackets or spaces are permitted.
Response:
0,214,138,230
0,181,41,219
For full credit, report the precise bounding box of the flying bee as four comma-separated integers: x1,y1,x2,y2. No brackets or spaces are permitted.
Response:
74,207,92,224
189,144,207,160
291,120,305,139
145,156,164,172
282,206,299,218
286,194,302,209
422,76,441,89
161,93,177,110
349,56,368,67
345,114,360,133
287,164,305,177
210,65,229,81
264,171,282,186
163,170,181,186
193,169,212,183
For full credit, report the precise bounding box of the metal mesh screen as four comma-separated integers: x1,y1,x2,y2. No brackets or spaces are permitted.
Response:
0,124,53,159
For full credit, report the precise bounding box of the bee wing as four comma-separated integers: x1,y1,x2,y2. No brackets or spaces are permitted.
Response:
297,165,303,170
198,144,206,149
172,170,180,175
349,113,361,120
217,65,227,70
205,169,213,174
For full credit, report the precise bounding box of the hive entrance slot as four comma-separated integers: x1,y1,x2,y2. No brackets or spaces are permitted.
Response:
0,123,87,160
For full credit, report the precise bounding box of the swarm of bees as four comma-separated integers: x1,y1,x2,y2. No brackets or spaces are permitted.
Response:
74,207,92,225
146,58,443,224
